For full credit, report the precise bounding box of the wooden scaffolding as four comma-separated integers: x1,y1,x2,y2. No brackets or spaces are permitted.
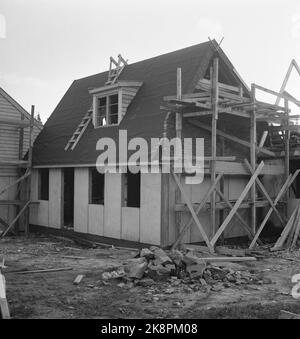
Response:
0,106,35,238
163,52,300,254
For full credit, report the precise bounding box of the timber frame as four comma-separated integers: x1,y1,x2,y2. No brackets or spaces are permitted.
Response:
0,106,36,238
163,50,300,254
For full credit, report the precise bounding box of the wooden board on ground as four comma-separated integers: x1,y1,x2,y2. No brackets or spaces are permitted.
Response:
0,273,10,319
73,275,84,285
279,310,300,319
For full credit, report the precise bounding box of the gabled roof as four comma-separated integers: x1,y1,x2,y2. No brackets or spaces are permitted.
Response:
32,40,247,166
0,87,43,130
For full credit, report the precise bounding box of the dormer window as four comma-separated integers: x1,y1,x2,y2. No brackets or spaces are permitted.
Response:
93,92,120,128
95,94,119,127
90,81,143,129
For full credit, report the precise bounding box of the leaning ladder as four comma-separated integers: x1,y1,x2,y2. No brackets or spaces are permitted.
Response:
64,108,93,151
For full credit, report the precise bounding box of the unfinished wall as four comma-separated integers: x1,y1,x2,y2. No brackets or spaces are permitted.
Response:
30,168,162,245
140,173,161,245
165,173,250,246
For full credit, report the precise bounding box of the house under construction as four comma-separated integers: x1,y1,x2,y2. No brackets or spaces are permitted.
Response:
27,40,300,252
0,87,43,237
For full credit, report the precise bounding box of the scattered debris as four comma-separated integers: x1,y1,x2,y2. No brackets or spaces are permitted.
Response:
73,275,85,285
102,268,126,280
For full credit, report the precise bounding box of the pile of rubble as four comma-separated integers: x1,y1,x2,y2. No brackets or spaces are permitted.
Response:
102,246,270,291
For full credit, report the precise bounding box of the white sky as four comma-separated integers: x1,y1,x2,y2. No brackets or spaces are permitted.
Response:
0,0,300,122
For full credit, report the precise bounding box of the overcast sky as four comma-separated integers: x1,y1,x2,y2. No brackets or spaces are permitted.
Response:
0,0,300,122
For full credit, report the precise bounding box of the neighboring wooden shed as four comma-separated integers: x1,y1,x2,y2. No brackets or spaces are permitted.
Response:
0,87,43,234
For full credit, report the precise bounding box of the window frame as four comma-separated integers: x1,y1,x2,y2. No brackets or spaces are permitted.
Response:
93,91,122,128
38,168,49,201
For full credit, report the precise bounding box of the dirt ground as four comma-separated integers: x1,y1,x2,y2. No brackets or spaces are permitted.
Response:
1,234,300,319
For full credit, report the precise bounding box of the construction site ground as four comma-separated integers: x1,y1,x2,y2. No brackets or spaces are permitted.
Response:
1,233,300,319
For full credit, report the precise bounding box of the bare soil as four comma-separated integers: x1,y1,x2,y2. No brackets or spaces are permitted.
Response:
1,234,300,319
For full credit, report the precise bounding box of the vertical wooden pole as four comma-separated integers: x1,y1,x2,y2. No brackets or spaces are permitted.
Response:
250,84,257,233
175,68,182,244
15,112,25,233
284,99,290,217
25,105,34,237
211,57,219,238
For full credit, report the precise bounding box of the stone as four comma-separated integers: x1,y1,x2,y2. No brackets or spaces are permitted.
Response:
150,246,172,265
124,258,148,279
208,267,227,281
182,252,205,266
102,268,126,280
211,283,224,292
169,250,184,266
186,263,206,279
147,264,171,281
140,248,154,260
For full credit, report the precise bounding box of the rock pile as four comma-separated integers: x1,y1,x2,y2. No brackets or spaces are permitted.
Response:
102,246,267,290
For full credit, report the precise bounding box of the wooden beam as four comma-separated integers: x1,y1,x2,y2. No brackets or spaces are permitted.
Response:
271,207,298,251
250,84,257,234
211,161,265,247
188,120,276,157
244,159,285,226
0,170,30,197
171,171,215,253
0,200,31,238
249,170,300,249
172,173,223,250
0,272,10,319
0,159,29,166
254,83,300,108
211,57,219,237
0,117,30,128
174,68,182,244
215,187,263,244
0,216,17,236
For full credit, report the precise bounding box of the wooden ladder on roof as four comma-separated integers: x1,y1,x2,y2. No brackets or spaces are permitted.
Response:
64,108,93,151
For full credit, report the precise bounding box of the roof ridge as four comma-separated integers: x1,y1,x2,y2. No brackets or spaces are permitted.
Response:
74,40,212,83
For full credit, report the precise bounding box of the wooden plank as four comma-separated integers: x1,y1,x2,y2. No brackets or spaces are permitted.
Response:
271,207,298,251
211,161,265,247
244,159,285,226
188,120,276,157
291,203,300,249
0,273,10,319
211,58,219,237
215,187,263,244
0,170,30,196
0,117,30,128
0,200,31,238
254,83,300,108
172,173,223,250
250,171,300,249
189,256,257,264
12,267,73,275
0,159,29,166
279,310,300,319
171,171,215,253
73,275,84,285
250,85,257,234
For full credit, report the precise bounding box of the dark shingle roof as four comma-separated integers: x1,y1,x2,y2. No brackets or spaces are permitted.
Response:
33,41,216,166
